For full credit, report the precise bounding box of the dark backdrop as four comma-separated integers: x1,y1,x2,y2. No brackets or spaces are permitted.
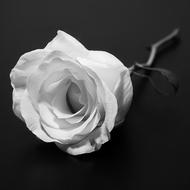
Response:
1,0,190,190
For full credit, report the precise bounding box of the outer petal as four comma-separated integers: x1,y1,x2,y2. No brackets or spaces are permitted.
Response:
10,49,48,87
78,51,126,92
114,69,133,125
45,30,88,58
20,91,54,142
10,49,48,119
56,127,102,155
56,122,110,155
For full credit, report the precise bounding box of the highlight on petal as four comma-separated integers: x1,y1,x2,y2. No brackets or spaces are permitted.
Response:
77,51,126,92
12,88,25,120
45,30,88,58
10,49,48,120
10,49,48,88
67,141,94,155
114,69,133,125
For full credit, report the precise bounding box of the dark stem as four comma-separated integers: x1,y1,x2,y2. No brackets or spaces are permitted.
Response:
129,28,180,95
129,28,180,73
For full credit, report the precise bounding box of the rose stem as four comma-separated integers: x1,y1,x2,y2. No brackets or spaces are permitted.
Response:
129,28,180,74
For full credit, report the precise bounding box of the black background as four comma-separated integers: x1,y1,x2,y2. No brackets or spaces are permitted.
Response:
1,0,190,189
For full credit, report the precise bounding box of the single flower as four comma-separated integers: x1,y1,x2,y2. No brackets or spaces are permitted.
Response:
10,30,133,155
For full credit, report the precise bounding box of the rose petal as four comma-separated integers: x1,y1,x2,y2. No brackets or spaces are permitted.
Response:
55,113,103,155
67,82,83,113
38,102,83,130
67,141,94,155
77,58,118,132
64,79,89,124
10,49,48,89
56,122,109,155
52,79,73,116
10,49,48,120
26,57,78,109
12,88,25,120
45,30,88,58
114,69,133,125
27,56,94,108
78,51,126,92
20,91,55,142
41,108,100,142
50,76,89,121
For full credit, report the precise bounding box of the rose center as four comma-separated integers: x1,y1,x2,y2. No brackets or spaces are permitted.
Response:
66,82,83,113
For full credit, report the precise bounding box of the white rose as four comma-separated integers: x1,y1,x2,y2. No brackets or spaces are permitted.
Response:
10,30,133,155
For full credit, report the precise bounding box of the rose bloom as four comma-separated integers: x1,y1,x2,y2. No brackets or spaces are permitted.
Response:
10,31,133,155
